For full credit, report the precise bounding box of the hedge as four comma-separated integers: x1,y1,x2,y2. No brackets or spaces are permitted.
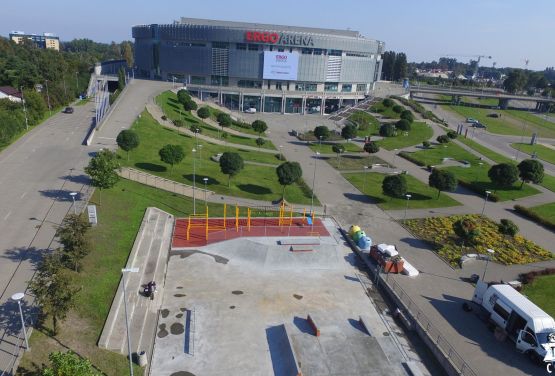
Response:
519,268,555,285
457,179,500,202
514,205,555,232
391,95,447,125
399,151,426,167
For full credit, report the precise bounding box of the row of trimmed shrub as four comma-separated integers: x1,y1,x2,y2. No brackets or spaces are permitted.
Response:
398,151,426,167
519,267,555,285
514,205,555,232
391,95,447,125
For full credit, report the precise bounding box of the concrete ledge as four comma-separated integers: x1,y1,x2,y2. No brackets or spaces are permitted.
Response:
279,238,321,246
307,314,320,337
358,315,372,336
290,245,313,252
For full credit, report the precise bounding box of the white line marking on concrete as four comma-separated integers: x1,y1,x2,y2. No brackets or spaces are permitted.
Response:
4,211,11,220
98,137,116,140
20,192,27,199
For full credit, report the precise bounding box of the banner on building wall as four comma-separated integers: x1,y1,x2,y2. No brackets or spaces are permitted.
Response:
262,51,299,80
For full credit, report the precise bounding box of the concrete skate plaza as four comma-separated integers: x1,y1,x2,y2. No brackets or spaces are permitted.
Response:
152,220,408,375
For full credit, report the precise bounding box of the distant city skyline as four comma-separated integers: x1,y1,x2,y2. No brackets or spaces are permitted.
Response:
1,0,553,70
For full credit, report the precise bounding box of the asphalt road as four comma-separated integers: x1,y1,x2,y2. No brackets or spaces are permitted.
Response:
0,79,172,374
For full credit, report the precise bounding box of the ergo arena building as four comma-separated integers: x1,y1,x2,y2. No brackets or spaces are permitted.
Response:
132,18,384,114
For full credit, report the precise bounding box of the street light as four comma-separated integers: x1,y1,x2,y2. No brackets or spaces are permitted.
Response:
279,145,283,160
482,248,495,281
11,293,29,351
203,177,208,207
44,80,52,116
198,144,203,168
20,87,29,131
404,194,412,221
310,151,320,214
69,192,78,215
121,267,138,376
362,166,369,193
392,148,398,166
481,190,491,215
192,148,197,215
319,136,323,152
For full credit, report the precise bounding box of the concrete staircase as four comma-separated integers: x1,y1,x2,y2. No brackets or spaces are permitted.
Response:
98,207,174,363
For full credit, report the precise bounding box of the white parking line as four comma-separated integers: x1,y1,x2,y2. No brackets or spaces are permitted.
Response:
20,192,27,199
4,211,11,221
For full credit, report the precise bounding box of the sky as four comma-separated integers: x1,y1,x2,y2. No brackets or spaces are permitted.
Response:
1,0,553,70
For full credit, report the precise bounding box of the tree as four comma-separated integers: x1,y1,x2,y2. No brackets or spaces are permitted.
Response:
392,104,404,113
488,163,518,190
447,130,458,139
276,161,303,197
256,137,266,148
379,124,396,137
183,98,197,112
382,98,394,107
158,144,185,175
251,120,268,135
517,159,544,187
116,129,139,160
177,89,190,105
381,51,396,81
41,351,100,376
197,106,210,119
400,110,414,123
392,52,408,81
422,140,431,148
436,134,450,144
364,141,380,165
503,69,527,93
121,42,134,67
29,253,79,335
332,144,345,165
452,218,480,251
396,119,411,131
219,152,244,187
382,174,407,198
217,112,232,133
56,214,91,272
341,124,357,140
313,125,330,141
429,168,457,198
498,219,519,239
117,67,125,91
84,150,120,205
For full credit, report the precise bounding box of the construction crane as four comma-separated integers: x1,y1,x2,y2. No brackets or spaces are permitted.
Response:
442,54,493,78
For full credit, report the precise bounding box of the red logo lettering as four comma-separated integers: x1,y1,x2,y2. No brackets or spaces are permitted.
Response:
253,32,261,42
245,31,253,41
245,31,280,44
269,33,279,43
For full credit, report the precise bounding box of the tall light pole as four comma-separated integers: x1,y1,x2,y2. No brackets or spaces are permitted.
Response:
362,165,369,193
45,80,52,116
11,293,29,351
20,87,29,131
319,135,323,152
404,194,412,221
192,148,197,215
310,151,320,214
198,144,203,168
482,248,495,281
279,145,283,160
392,148,398,167
121,267,138,376
75,72,79,95
69,192,78,215
481,190,491,215
203,177,208,207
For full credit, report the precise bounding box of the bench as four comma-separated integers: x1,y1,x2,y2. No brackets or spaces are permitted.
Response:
279,238,320,246
290,245,313,252
307,314,320,337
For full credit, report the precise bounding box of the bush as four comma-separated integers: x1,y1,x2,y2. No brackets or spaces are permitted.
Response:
382,98,394,107
399,151,426,166
382,174,407,198
400,110,414,123
514,205,555,231
488,163,519,189
161,115,167,121
379,124,396,137
422,141,431,148
447,131,458,139
396,119,411,131
436,134,450,144
519,267,555,285
392,104,404,113
457,179,499,202
341,124,357,140
190,125,201,134
314,125,331,141
197,106,210,119
173,119,184,127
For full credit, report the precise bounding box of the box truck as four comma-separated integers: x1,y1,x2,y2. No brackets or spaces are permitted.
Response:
472,281,555,363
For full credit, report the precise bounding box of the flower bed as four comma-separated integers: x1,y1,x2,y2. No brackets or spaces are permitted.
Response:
404,214,553,267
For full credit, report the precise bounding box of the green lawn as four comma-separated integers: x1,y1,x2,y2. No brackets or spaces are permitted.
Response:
308,141,362,154
203,105,264,136
528,202,555,224
522,274,555,318
323,154,390,170
123,111,317,205
442,103,555,138
343,172,460,210
456,137,514,164
349,111,380,137
404,142,541,201
156,91,275,149
377,122,434,150
510,143,555,165
370,102,401,119
20,179,227,375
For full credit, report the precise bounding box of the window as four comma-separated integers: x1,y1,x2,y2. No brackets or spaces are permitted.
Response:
521,331,537,346
211,75,228,86
313,49,324,55
346,52,370,57
493,303,510,321
190,76,206,85
247,44,259,51
305,83,317,91
275,82,283,90
341,84,352,92
324,83,338,92
238,80,262,88
212,42,228,49
302,48,313,55
236,43,247,50
295,83,304,91
329,49,342,56
356,84,367,92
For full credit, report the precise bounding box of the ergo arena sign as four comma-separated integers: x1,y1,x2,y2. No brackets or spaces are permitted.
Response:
245,31,314,46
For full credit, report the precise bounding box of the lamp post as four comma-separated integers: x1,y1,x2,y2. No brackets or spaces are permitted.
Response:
482,248,495,281
279,145,283,161
198,144,203,168
192,148,197,215
69,192,78,214
310,151,320,214
392,148,398,167
75,72,79,95
11,293,29,351
20,87,29,131
319,135,323,152
404,194,412,221
45,80,52,116
203,177,208,207
362,166,369,193
121,267,138,376
481,190,491,215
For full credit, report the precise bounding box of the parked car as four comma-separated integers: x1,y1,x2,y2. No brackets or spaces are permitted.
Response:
244,107,257,114
472,122,487,129
64,107,74,114
466,117,477,123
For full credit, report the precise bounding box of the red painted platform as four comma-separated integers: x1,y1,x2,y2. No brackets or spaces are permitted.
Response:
172,217,329,248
